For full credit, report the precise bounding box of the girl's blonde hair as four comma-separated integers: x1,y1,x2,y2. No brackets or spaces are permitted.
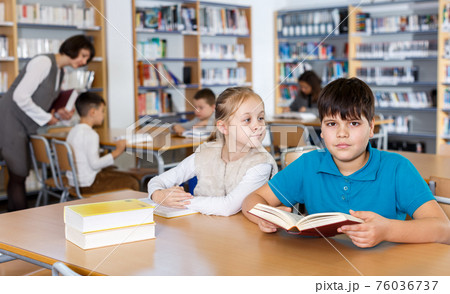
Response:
208,87,263,142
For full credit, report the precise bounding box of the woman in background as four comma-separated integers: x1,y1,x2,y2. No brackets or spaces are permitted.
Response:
288,70,322,112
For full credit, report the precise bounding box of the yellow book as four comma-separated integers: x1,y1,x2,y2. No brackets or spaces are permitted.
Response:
64,199,154,233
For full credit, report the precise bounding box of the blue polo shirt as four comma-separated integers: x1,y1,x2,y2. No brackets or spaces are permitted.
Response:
268,144,434,220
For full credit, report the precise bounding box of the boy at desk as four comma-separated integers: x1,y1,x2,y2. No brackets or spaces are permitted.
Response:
172,88,216,136
66,92,139,194
242,77,450,248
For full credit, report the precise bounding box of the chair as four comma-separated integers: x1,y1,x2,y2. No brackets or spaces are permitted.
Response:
52,262,80,276
29,135,66,206
280,145,321,169
428,176,450,218
370,114,388,150
51,139,93,201
268,123,310,161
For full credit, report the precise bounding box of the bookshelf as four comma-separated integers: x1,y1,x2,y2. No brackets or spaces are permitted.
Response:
438,0,450,154
132,0,252,121
0,0,108,129
274,6,349,114
348,0,439,153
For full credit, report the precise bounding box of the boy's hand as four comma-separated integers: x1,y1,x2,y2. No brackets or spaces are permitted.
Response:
111,139,126,158
338,210,391,248
172,125,185,136
258,206,292,233
152,186,193,209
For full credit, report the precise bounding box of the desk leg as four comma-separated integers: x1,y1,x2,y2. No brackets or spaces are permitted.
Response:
0,249,52,270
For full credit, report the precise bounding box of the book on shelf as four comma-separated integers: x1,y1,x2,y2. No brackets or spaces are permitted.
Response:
65,222,155,250
139,198,199,219
64,199,154,233
137,91,173,116
248,203,363,237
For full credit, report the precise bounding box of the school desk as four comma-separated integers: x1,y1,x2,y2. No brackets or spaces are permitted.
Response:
393,151,450,181
44,127,204,174
0,190,449,276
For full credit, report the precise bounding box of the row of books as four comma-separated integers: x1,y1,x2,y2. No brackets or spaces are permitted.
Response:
136,5,193,32
137,91,173,116
322,61,348,84
385,115,412,134
201,67,247,85
199,43,246,60
0,35,8,58
279,85,298,101
277,9,348,37
279,62,313,83
137,37,167,60
356,13,438,34
16,4,95,27
444,40,450,59
0,72,8,93
443,117,450,137
137,62,181,87
374,91,432,108
198,6,249,36
356,66,419,84
17,38,61,59
355,40,438,59
0,3,4,23
61,70,94,91
444,66,450,84
279,42,341,61
442,3,450,31
443,89,450,109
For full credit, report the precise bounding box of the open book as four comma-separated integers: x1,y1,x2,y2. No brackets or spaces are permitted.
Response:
181,127,212,139
248,203,363,237
139,198,199,218
114,133,153,144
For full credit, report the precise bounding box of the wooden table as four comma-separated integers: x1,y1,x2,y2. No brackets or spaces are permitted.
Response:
0,191,449,276
393,151,450,180
44,127,204,174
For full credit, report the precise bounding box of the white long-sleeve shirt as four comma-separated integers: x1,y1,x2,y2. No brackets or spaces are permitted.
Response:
147,153,272,216
12,55,61,126
66,123,114,187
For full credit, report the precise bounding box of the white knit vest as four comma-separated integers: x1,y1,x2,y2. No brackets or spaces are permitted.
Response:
193,141,278,197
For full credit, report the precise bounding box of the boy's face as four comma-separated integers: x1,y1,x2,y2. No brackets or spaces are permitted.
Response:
193,98,215,121
320,113,374,167
91,104,105,126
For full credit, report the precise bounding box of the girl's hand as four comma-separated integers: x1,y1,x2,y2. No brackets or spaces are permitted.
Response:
151,186,193,209
338,210,391,248
258,205,293,233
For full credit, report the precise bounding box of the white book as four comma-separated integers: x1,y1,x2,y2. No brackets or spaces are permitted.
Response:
65,222,155,250
139,198,198,219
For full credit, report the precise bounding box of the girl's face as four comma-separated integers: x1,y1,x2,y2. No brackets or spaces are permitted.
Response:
220,96,266,150
299,81,312,95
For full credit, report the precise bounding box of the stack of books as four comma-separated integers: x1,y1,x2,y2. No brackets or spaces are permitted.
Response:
64,199,155,250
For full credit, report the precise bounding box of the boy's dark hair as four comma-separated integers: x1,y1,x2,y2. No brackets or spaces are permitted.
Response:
194,88,216,106
318,77,374,122
59,35,95,63
75,92,105,117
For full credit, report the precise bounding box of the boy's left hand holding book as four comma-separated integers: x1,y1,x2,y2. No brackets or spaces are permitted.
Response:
258,205,292,233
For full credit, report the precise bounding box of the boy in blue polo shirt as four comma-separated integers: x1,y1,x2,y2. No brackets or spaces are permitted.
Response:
243,77,450,248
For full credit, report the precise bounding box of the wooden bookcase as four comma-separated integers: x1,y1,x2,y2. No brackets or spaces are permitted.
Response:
276,0,444,154
0,0,108,129
132,0,252,122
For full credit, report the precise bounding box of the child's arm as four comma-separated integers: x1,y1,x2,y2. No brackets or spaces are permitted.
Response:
242,183,288,233
147,154,196,208
172,124,186,136
185,163,271,216
111,139,126,159
338,200,450,248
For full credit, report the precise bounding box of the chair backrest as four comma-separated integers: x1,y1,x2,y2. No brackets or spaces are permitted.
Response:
52,139,83,199
370,113,386,150
29,135,63,189
281,145,321,169
429,176,450,218
269,123,309,157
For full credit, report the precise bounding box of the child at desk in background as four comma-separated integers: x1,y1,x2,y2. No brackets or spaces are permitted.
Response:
172,88,216,136
286,70,322,113
243,77,450,248
148,87,278,216
66,92,140,194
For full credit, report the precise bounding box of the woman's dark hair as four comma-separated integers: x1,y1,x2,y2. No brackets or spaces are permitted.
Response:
298,70,322,102
59,35,95,63
318,77,374,123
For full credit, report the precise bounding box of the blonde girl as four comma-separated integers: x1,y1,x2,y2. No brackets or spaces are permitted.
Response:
147,87,277,216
